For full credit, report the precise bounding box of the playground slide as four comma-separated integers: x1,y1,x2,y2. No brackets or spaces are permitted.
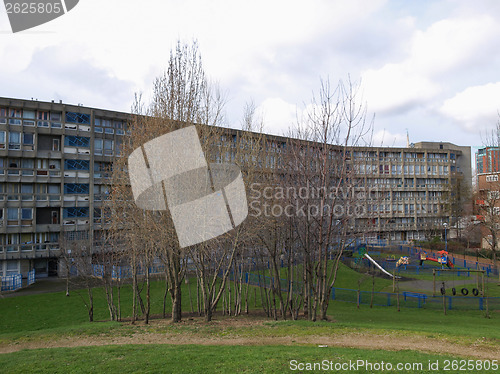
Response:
364,253,400,278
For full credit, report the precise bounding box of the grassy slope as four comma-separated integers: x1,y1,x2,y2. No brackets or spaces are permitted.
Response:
0,265,499,373
0,345,474,374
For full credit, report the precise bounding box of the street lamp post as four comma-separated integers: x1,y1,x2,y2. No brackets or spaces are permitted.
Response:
443,222,448,252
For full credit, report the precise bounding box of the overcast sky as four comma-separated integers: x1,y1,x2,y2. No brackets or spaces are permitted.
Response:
1,0,500,154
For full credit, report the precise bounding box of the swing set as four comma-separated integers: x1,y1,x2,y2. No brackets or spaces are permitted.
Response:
432,268,489,317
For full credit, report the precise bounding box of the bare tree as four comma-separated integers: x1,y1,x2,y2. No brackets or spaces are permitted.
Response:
59,234,96,322
285,78,372,321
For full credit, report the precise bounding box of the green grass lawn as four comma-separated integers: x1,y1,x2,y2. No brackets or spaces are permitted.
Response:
1,265,499,374
0,344,488,374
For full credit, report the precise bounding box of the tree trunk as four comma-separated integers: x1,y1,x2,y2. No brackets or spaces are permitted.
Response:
171,283,182,323
145,267,150,324
163,273,169,319
87,287,94,322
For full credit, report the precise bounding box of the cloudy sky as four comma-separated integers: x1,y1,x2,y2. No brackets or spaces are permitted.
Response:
1,0,500,154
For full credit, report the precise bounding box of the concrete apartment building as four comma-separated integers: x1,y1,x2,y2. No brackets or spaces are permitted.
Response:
346,141,471,242
0,97,128,279
0,97,472,279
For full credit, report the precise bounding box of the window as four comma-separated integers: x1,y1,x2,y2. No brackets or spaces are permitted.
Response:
23,133,34,150
64,136,90,147
21,184,33,200
23,133,34,144
10,109,22,118
65,231,89,241
37,111,49,127
64,183,89,194
94,162,108,178
48,184,60,194
37,111,49,120
9,132,21,150
0,131,5,149
7,208,18,220
51,211,59,224
37,159,48,169
21,208,32,220
53,138,60,151
65,159,90,170
488,191,500,200
6,261,19,275
7,184,19,200
65,112,90,124
94,138,103,155
0,108,6,124
104,139,114,154
49,160,60,170
63,207,89,218
93,207,102,223
23,110,35,119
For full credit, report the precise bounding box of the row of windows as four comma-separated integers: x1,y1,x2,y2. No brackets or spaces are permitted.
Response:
0,108,128,133
0,131,121,155
64,136,119,155
0,207,107,223
0,158,110,171
358,164,450,175
0,232,59,245
365,203,443,214
0,207,33,220
0,130,34,150
0,183,109,196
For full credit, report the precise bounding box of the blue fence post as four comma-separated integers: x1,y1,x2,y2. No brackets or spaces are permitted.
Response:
332,288,336,300
387,293,391,306
479,297,483,311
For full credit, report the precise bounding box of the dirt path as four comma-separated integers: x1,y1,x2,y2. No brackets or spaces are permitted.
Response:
0,319,498,360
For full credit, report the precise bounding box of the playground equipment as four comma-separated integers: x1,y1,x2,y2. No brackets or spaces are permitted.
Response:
419,250,454,268
396,256,409,267
364,253,400,278
432,268,489,317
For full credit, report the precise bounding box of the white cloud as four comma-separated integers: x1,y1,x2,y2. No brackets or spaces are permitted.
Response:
372,129,407,148
362,64,440,114
1,0,500,150
440,82,500,131
256,97,298,135
361,13,500,116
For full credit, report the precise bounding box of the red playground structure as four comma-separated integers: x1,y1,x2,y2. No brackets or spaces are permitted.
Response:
419,250,454,268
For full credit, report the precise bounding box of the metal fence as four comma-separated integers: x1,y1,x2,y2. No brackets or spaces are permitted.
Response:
27,269,35,286
223,267,500,311
1,273,22,291
90,264,166,280
330,287,500,311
